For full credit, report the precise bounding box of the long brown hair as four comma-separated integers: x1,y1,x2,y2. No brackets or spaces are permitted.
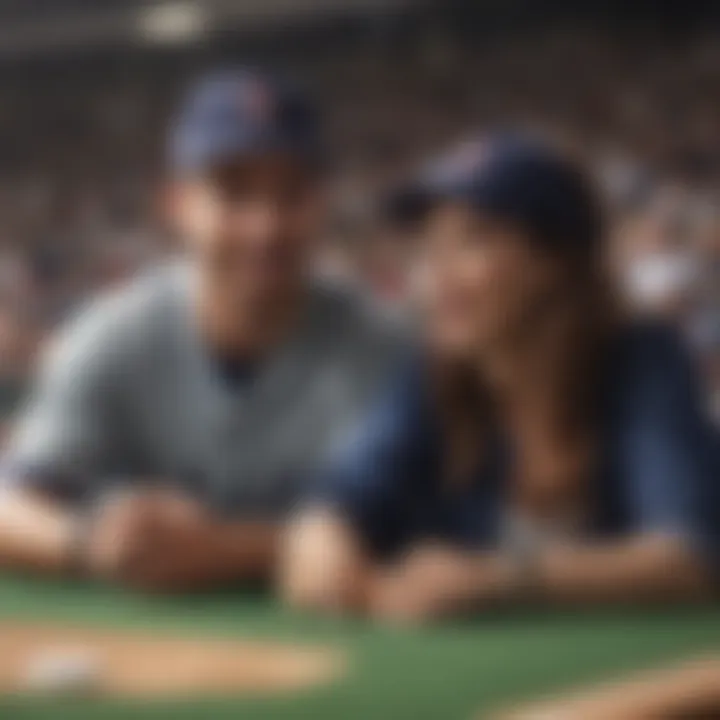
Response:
435,230,618,529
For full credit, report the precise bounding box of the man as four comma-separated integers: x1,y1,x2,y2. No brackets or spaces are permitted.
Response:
0,69,405,592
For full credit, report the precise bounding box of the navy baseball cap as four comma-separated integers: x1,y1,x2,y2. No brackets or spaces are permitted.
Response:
169,69,324,173
387,133,603,255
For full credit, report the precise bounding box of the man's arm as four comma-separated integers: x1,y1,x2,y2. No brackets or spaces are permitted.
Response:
205,521,280,584
0,292,286,589
0,296,127,575
0,488,79,574
101,493,281,591
0,482,281,589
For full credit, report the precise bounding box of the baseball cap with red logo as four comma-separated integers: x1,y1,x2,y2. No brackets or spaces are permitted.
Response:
169,68,324,173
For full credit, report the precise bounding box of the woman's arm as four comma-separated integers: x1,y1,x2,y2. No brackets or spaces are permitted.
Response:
367,533,712,624
280,367,426,613
533,533,711,604
535,328,718,606
370,327,719,624
279,508,371,613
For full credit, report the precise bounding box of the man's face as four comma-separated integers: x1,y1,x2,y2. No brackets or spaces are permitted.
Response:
172,154,325,311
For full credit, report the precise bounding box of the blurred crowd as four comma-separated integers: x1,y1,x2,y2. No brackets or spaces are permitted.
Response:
0,20,719,423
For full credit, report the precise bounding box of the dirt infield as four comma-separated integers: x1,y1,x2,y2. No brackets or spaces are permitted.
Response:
489,655,720,720
0,622,347,699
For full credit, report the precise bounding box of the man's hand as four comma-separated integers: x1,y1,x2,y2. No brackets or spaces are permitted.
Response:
368,546,512,625
85,490,224,592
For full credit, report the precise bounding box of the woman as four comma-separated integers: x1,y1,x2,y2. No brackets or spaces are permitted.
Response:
280,135,719,623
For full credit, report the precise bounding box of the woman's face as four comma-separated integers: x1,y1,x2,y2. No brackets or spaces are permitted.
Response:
411,202,561,357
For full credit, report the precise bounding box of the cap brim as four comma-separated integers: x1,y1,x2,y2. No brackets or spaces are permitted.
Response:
172,129,324,174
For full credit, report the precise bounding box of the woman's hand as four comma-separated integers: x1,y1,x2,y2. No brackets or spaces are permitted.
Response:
278,510,370,614
368,546,512,625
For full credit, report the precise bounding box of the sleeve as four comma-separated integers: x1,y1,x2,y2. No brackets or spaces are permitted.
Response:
307,369,430,559
617,326,720,570
2,300,126,500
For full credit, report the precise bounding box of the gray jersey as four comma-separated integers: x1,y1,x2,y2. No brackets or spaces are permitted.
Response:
5,262,407,515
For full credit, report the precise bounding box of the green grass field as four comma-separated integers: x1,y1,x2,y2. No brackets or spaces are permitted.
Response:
1,575,719,719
